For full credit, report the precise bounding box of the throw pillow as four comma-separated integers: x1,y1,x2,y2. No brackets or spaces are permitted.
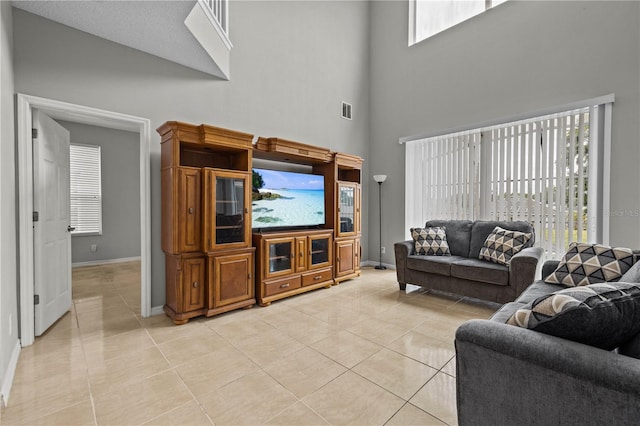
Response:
545,242,635,287
620,258,640,283
507,282,640,350
411,226,451,256
478,226,532,266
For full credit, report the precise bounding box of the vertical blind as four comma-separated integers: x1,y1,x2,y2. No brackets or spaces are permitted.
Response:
405,103,609,258
70,144,102,235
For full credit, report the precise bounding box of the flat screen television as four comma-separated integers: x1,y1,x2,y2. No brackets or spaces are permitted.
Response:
252,168,325,230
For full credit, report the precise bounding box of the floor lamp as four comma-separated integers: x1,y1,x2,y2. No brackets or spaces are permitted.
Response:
373,174,387,270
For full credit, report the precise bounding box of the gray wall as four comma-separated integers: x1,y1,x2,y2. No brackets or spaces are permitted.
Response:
12,1,371,308
369,0,640,265
0,0,18,402
57,121,141,264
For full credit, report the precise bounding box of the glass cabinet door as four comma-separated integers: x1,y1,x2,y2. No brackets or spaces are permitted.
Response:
215,175,247,245
267,239,294,277
310,236,330,268
337,183,356,235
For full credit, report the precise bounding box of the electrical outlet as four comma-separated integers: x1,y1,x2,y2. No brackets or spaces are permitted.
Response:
90,244,97,252
381,246,386,254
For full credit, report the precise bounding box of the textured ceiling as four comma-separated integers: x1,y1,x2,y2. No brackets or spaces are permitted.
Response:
12,0,224,77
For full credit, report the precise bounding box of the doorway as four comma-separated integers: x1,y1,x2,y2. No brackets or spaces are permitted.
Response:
17,94,151,347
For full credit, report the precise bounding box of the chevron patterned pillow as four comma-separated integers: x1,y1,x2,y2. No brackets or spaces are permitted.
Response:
507,281,640,350
479,226,532,266
411,226,451,256
545,242,635,287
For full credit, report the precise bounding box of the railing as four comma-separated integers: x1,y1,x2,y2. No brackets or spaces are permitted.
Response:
201,0,228,35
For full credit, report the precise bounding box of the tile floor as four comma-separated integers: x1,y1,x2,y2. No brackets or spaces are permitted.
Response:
1,262,497,426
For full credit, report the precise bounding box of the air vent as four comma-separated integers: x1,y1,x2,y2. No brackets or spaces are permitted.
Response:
341,102,352,120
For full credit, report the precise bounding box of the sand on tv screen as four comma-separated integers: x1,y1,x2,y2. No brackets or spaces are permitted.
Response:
251,168,325,229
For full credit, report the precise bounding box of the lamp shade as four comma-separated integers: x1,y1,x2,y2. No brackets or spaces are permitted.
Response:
373,174,387,183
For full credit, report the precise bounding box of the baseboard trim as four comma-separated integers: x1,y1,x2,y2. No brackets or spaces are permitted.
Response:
72,256,141,268
1,340,21,407
150,305,165,316
362,260,395,270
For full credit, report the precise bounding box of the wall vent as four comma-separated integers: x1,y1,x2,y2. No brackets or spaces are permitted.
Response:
341,102,352,120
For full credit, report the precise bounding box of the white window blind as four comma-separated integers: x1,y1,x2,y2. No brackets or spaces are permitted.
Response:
70,144,102,235
405,101,611,258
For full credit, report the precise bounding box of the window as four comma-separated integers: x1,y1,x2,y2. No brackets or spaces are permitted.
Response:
404,98,613,258
70,144,102,235
409,0,508,45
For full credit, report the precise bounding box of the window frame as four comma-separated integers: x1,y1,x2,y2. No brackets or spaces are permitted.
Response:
69,143,103,236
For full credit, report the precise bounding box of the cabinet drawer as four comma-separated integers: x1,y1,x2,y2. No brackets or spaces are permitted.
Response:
264,276,302,297
301,268,333,287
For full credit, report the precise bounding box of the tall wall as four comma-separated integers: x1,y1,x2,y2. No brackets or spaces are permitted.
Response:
12,1,371,308
0,0,19,404
56,121,141,264
369,1,640,264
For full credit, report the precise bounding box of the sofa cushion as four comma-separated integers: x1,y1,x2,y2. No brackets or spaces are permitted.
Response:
545,242,635,287
478,226,532,266
406,255,463,276
490,301,525,323
507,281,640,350
451,258,509,286
620,258,640,283
619,332,640,359
411,226,451,256
425,220,473,257
469,221,534,259
515,281,564,304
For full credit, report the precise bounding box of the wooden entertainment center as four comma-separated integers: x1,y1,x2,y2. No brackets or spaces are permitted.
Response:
159,122,363,324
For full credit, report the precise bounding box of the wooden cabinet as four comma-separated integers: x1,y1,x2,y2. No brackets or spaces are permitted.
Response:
333,154,363,283
159,122,256,324
254,230,334,306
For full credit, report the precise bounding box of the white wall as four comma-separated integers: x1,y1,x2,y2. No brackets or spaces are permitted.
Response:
369,0,640,264
57,121,141,264
0,0,19,404
12,1,371,307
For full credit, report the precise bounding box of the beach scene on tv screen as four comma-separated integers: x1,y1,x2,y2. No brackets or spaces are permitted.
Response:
252,168,325,228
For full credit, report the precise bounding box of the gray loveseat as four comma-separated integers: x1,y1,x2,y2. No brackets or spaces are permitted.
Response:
394,220,544,304
455,259,640,425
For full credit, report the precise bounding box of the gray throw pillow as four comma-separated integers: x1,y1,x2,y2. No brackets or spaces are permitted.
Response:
620,259,640,283
507,281,640,350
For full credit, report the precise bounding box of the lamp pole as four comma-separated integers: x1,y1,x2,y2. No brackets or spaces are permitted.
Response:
373,175,387,270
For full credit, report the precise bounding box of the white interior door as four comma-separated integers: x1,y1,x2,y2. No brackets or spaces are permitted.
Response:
33,109,72,336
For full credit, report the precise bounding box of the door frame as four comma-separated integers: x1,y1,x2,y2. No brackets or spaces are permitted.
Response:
17,94,152,347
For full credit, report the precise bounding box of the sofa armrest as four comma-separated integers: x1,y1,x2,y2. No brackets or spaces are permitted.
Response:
541,259,561,280
394,240,414,285
508,246,543,298
455,320,640,425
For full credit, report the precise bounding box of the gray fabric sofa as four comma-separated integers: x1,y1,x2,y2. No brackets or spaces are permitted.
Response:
455,259,640,425
394,220,544,304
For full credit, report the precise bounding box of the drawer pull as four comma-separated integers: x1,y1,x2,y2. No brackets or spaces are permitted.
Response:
192,281,199,288
280,283,290,289
188,207,194,214
314,275,322,280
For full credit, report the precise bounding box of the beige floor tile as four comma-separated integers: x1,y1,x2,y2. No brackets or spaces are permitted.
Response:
158,327,232,367
264,347,347,398
176,346,260,398
303,371,404,425
442,356,456,377
311,330,383,368
142,400,213,426
206,316,278,344
87,346,171,396
82,328,155,365
140,314,207,345
26,400,96,426
198,371,298,425
78,313,142,341
352,348,438,400
232,329,307,368
265,401,329,425
92,370,193,426
74,293,128,314
387,330,455,370
386,403,446,425
410,372,458,425
346,315,413,346
262,309,339,345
